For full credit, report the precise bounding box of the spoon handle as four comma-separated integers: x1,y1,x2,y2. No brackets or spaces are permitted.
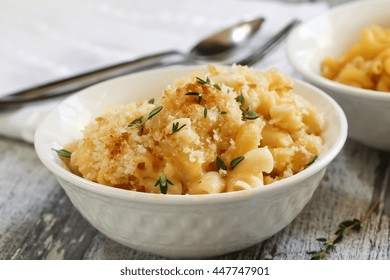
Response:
0,50,183,104
238,19,300,66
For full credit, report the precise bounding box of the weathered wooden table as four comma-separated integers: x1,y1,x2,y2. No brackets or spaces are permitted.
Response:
1,0,389,260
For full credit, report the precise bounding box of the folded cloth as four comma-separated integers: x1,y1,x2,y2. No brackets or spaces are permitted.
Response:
0,0,327,143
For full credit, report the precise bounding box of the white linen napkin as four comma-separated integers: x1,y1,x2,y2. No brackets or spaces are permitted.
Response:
0,0,327,143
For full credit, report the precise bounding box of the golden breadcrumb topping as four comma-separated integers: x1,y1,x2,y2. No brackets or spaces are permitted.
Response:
66,65,323,194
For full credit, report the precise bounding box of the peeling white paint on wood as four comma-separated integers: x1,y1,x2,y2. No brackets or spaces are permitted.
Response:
1,135,389,260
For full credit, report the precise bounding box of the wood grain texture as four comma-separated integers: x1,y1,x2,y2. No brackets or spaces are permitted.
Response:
1,136,389,260
0,0,389,260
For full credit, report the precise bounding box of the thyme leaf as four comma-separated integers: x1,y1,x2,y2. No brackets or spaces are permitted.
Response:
170,122,186,135
196,77,210,85
148,98,155,104
198,95,203,104
128,116,144,127
216,156,227,171
185,91,201,96
213,84,221,91
154,174,174,194
230,156,245,170
185,92,202,104
204,107,208,118
235,93,245,108
147,105,163,121
52,148,72,158
243,109,259,120
217,107,227,115
305,155,318,167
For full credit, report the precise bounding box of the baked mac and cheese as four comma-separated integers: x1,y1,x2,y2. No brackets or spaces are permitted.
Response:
321,25,390,92
60,65,323,194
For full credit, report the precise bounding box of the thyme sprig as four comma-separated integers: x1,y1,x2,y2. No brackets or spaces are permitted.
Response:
216,156,246,172
307,198,381,260
170,122,186,135
196,77,210,85
185,92,202,104
154,174,174,194
52,148,72,158
235,92,258,120
128,106,163,132
185,77,221,108
196,76,221,91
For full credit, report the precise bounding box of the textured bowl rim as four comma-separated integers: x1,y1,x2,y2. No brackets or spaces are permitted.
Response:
286,0,390,101
34,66,348,205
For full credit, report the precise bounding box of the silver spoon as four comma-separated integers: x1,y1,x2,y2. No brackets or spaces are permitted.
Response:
0,17,264,104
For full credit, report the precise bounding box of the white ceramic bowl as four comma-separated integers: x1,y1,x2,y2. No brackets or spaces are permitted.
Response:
34,66,347,258
287,0,390,151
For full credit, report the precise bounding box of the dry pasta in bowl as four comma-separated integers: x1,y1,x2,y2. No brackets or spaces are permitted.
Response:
57,65,324,195
321,25,390,92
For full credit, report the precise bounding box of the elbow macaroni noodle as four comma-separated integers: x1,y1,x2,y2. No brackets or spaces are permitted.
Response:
321,25,390,92
66,65,323,194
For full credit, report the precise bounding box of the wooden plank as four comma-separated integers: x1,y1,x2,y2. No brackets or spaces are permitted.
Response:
0,139,97,260
1,134,389,260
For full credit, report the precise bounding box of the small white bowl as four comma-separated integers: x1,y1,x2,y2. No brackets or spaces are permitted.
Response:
287,0,390,151
34,66,347,258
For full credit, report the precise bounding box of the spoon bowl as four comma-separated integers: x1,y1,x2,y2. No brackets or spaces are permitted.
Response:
189,18,264,57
